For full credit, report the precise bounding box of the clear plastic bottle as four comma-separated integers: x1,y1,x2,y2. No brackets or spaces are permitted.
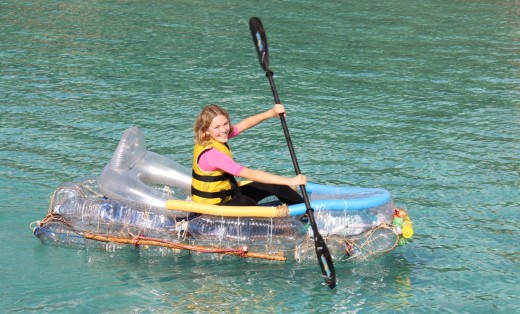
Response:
187,215,307,249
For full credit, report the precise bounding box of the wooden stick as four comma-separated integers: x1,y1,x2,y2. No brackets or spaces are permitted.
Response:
84,232,287,261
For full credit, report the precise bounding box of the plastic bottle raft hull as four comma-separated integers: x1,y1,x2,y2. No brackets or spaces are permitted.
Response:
32,177,413,262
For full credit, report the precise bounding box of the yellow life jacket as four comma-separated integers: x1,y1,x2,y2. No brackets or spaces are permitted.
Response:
191,139,237,205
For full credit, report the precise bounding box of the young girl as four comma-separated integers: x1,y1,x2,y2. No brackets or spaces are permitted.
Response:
192,104,306,206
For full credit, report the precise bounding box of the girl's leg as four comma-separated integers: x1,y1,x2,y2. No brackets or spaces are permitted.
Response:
222,193,258,206
239,182,304,205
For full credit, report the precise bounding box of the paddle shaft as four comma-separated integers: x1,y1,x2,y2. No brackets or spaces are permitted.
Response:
265,72,312,208
266,70,328,234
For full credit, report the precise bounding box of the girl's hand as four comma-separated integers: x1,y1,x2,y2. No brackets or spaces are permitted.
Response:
291,174,306,187
272,104,286,117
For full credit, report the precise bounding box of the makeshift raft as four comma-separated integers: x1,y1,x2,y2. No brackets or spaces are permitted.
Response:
32,127,413,262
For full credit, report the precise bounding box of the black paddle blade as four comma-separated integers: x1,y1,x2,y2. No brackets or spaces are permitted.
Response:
249,17,270,72
308,207,336,288
314,231,337,289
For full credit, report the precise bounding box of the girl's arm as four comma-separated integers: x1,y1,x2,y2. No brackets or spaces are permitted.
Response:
200,149,305,187
234,104,286,134
238,167,306,188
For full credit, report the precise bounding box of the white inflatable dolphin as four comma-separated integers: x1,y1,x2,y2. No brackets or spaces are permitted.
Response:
99,127,192,215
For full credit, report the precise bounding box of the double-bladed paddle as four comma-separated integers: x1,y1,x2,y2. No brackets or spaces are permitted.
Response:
248,16,336,289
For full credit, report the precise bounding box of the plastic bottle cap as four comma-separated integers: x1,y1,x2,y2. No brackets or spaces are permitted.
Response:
392,217,404,227
402,224,414,238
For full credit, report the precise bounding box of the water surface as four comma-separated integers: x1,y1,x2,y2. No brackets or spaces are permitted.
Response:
1,0,519,312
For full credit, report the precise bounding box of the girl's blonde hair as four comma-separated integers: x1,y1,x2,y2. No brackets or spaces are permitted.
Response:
194,104,233,145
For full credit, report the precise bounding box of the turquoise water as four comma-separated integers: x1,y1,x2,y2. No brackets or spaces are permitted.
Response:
1,0,519,312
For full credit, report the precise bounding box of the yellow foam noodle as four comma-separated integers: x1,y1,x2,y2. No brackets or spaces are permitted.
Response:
165,199,290,218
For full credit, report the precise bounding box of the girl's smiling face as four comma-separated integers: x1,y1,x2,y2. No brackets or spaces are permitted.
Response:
206,114,231,143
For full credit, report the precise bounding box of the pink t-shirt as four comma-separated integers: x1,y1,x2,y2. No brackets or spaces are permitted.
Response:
198,126,245,176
